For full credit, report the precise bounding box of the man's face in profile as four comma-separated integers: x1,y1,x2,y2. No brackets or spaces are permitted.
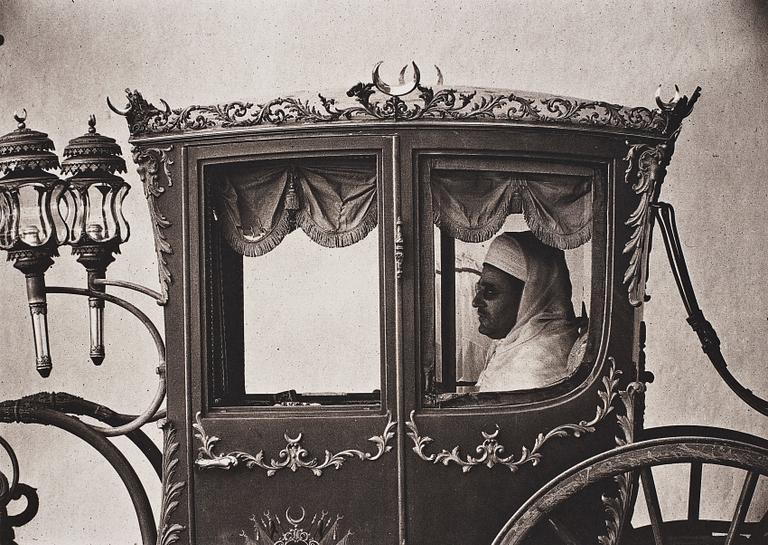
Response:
472,264,524,339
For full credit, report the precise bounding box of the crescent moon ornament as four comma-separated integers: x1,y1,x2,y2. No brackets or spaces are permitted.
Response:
106,96,131,117
285,506,306,526
13,109,27,129
434,65,444,85
372,61,421,97
654,84,681,110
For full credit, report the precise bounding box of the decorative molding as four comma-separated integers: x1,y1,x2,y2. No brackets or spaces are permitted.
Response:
132,146,174,305
193,411,395,477
110,68,700,138
157,420,186,545
240,508,352,545
406,358,620,473
598,381,646,545
623,86,700,307
394,217,404,279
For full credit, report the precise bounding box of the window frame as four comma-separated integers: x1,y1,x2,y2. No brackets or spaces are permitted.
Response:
198,136,397,413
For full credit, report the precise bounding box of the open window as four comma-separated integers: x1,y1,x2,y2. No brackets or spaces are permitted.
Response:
204,155,383,407
422,157,596,406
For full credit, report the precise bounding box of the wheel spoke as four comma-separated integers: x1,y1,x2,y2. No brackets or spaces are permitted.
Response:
724,470,759,545
688,461,702,521
640,467,667,545
546,517,584,545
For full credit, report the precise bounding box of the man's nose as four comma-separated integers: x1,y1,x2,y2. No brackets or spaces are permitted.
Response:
472,291,483,308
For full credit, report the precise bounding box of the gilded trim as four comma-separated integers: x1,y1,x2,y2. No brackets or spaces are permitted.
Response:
132,146,174,304
111,68,700,138
406,358,620,473
156,420,186,545
240,508,352,545
193,411,395,476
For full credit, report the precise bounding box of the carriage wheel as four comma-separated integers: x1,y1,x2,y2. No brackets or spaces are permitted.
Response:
492,426,768,545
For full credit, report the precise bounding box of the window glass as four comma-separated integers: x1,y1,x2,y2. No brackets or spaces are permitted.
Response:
427,156,594,404
433,218,591,398
242,230,381,396
206,155,381,406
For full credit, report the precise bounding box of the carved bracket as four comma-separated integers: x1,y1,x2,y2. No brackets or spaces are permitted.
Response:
193,411,395,477
622,85,700,307
598,381,646,545
157,420,186,545
406,358,620,473
132,146,174,304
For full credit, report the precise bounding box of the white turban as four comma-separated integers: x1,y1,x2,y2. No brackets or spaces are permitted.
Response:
483,232,528,281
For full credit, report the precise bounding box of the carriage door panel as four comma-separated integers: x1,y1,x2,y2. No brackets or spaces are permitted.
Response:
406,148,617,545
189,136,399,545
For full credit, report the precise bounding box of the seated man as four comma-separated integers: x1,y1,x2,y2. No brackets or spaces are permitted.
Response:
472,231,580,391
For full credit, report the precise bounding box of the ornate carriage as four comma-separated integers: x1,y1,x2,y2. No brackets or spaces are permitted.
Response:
0,63,766,545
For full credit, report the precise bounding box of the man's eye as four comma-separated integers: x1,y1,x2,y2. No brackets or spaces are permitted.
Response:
484,288,497,297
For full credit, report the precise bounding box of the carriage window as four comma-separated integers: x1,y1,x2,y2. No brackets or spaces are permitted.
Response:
206,156,381,407
425,163,593,404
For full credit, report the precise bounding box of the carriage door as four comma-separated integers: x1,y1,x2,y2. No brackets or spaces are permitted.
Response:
404,139,614,545
189,135,400,544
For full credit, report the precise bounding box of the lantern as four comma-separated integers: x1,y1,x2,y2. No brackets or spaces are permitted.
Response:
61,115,129,365
0,111,67,377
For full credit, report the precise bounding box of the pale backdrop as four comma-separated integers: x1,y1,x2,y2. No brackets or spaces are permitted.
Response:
0,1,767,543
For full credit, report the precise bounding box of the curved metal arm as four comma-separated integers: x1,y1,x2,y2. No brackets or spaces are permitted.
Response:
2,393,163,478
45,286,166,436
0,407,157,545
89,277,165,305
653,202,768,417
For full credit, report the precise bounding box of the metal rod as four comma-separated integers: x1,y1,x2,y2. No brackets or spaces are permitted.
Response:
688,461,702,521
3,407,156,545
392,135,408,545
0,393,163,479
653,202,768,417
45,286,166,436
91,277,164,304
640,466,666,545
724,470,759,545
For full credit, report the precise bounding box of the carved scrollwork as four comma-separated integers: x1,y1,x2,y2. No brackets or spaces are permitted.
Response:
240,508,352,545
598,381,646,545
193,411,395,477
622,86,700,307
112,69,700,138
406,358,620,473
622,142,671,307
157,420,186,545
132,146,174,304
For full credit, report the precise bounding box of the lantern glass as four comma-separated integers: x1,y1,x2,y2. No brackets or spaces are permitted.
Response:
0,189,19,248
17,184,54,247
69,179,130,245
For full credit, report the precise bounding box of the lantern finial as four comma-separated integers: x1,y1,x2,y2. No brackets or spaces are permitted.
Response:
88,114,96,134
13,109,26,130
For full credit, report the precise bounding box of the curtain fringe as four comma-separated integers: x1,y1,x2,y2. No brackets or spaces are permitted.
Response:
297,204,379,248
520,191,592,250
432,182,592,250
221,210,294,257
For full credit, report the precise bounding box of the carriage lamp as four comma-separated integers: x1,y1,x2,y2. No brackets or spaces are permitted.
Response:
60,115,129,366
0,111,67,377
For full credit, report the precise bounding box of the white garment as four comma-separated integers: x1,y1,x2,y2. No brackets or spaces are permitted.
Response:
476,232,580,392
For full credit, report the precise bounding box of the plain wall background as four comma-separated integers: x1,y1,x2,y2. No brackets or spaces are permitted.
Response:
1,1,767,543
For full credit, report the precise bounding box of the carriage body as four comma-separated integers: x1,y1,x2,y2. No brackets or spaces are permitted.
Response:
124,80,696,544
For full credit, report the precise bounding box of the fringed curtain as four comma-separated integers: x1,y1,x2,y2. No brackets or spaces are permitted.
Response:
212,158,377,256
430,169,593,250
